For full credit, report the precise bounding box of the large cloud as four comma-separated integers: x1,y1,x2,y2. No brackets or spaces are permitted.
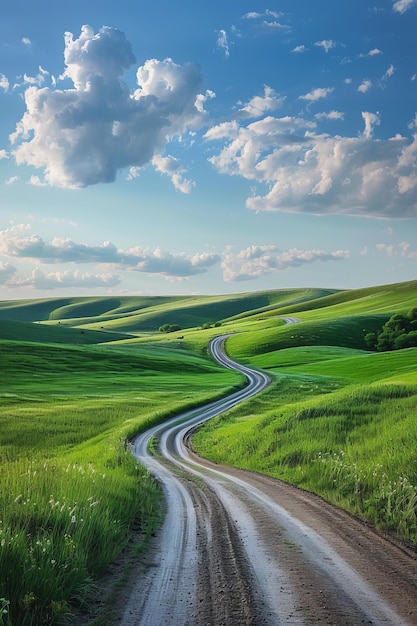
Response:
0,225,220,278
9,25,209,188
205,114,417,218
222,245,350,281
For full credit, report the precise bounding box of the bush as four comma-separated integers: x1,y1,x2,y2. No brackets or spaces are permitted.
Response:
159,324,181,333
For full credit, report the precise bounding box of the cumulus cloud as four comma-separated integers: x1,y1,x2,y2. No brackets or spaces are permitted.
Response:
221,245,350,281
0,225,220,279
22,37,32,47
393,0,416,13
298,87,334,102
151,155,194,193
358,79,372,93
205,112,417,218
9,25,209,189
314,40,337,53
236,86,285,119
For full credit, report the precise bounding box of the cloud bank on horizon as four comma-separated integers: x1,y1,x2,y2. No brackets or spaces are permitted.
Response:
1,0,416,295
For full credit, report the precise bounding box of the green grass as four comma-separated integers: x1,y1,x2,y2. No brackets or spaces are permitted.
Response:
1,278,417,624
0,320,129,345
0,339,241,625
192,347,417,545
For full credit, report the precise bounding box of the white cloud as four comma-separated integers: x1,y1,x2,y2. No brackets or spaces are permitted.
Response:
216,30,230,57
9,25,209,189
130,247,220,280
0,225,221,278
393,0,416,13
22,37,32,46
260,20,290,31
243,10,281,19
242,10,290,32
408,114,417,129
23,71,45,86
7,268,122,290
359,48,382,58
205,114,417,218
0,73,9,92
298,87,334,102
314,40,337,53
151,154,194,193
29,175,47,186
221,245,350,281
358,79,372,93
5,176,19,185
292,45,308,53
237,85,285,119
361,111,381,139
382,64,395,81
0,261,16,284
376,241,417,258
315,110,344,121
0,150,9,159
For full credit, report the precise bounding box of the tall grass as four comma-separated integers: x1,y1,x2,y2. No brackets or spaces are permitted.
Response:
0,447,160,625
0,339,241,625
193,378,417,545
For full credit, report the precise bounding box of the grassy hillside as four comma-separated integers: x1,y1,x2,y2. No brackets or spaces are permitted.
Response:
1,278,416,624
0,319,130,344
0,287,336,334
0,339,241,625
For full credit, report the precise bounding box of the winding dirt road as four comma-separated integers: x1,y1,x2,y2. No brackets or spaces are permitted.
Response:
122,335,417,626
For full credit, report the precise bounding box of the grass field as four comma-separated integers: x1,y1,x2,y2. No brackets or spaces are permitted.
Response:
0,338,241,625
0,278,416,624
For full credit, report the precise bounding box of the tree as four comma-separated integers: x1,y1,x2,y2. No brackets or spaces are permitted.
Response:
201,321,222,330
366,309,417,352
159,324,181,333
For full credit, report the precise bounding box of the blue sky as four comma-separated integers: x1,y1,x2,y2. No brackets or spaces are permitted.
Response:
0,0,416,299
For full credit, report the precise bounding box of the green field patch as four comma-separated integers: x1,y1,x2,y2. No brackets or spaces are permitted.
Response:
0,339,241,624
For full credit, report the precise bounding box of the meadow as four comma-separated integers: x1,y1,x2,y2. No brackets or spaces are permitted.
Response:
1,278,416,624
0,339,241,625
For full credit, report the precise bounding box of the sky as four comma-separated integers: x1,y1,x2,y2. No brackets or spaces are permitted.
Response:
0,0,416,300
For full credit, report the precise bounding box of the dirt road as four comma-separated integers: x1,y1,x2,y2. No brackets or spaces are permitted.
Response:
120,336,417,625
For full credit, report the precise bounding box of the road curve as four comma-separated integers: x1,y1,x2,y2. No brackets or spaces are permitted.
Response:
124,335,417,626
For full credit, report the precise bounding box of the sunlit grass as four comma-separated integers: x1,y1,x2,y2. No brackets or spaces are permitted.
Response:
1,278,417,623
193,365,417,545
0,339,241,625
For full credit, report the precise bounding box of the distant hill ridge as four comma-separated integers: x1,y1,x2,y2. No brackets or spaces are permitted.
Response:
0,280,415,344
